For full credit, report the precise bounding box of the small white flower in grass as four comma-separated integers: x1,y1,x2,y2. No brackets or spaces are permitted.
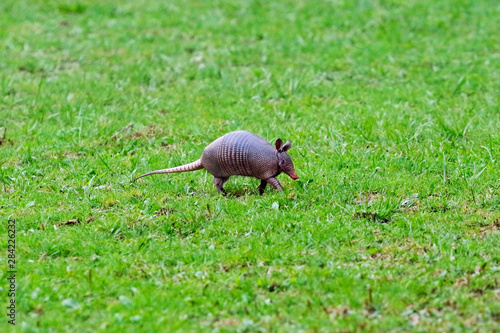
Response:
400,309,414,316
130,315,142,322
272,202,279,210
264,299,272,305
184,185,194,195
119,295,132,306
208,244,215,250
62,298,79,309
242,319,254,328
195,271,208,279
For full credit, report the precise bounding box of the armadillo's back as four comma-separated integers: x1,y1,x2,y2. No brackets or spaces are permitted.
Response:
201,131,278,179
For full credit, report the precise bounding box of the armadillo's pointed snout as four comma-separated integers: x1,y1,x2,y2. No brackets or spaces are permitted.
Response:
289,172,299,180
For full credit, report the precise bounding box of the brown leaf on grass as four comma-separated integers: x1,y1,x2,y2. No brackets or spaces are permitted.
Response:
354,211,391,223
464,317,478,326
213,318,239,328
161,142,176,150
355,191,381,204
112,123,134,138
155,207,175,216
57,219,81,227
127,124,163,139
62,152,80,159
480,219,500,234
365,284,375,313
323,306,352,318
86,216,95,223
445,300,457,310
454,277,469,288
33,304,44,315
38,253,47,262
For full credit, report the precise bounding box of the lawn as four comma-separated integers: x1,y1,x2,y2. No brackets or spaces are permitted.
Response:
1,0,499,331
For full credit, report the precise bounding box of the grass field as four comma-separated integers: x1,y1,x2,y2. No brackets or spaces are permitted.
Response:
1,0,500,331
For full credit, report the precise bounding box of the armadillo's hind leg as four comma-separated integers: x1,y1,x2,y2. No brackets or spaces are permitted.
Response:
258,179,267,195
214,177,229,195
266,177,283,191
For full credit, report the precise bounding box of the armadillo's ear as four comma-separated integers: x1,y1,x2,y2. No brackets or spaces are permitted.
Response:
281,140,291,152
275,138,283,150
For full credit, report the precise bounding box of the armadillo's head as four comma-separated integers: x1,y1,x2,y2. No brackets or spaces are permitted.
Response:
275,138,299,180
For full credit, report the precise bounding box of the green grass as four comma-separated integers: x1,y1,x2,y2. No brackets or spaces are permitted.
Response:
1,0,500,331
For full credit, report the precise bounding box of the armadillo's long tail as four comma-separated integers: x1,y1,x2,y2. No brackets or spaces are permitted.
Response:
135,159,204,181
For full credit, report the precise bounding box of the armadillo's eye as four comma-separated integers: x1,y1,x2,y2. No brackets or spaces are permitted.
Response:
280,160,285,165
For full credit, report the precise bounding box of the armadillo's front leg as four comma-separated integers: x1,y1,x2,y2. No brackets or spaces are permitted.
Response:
214,177,229,195
258,179,267,195
266,177,283,191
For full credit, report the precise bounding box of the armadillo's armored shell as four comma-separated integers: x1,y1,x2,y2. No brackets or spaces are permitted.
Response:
201,131,279,180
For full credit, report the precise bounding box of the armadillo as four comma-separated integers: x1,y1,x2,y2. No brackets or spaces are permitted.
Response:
135,130,298,195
